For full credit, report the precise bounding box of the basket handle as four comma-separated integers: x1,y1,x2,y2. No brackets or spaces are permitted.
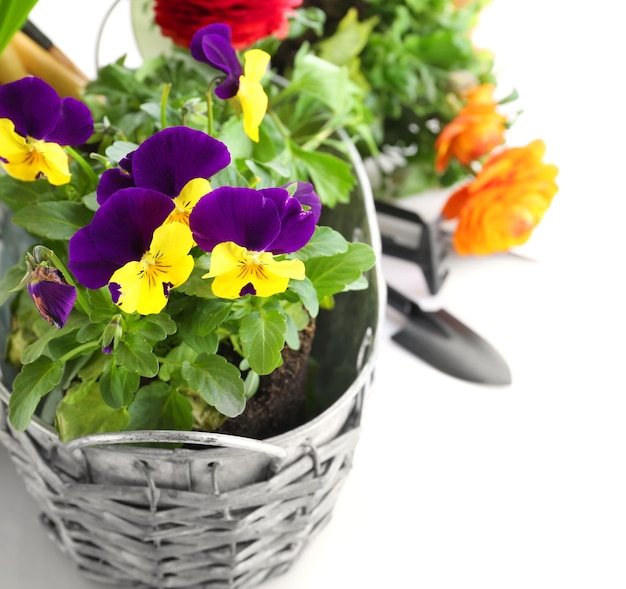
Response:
65,429,288,460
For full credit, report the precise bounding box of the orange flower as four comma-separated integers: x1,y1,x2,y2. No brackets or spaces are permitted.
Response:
442,139,559,255
434,83,507,173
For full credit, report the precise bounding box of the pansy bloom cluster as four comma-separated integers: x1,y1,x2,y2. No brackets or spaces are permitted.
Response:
0,23,375,441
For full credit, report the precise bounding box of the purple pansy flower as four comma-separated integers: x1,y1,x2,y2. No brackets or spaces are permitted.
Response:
0,77,93,146
68,188,175,289
27,265,77,329
188,185,320,299
190,23,270,143
190,23,242,100
0,77,93,185
96,126,231,205
190,185,319,255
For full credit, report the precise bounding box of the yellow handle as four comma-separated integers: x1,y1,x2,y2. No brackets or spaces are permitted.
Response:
7,31,87,99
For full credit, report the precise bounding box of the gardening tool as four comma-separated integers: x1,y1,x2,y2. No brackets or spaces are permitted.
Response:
376,201,512,385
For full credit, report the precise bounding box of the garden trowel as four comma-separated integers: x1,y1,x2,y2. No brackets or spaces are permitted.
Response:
387,285,512,386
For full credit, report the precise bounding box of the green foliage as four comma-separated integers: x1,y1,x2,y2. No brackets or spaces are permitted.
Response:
0,29,377,441
0,0,39,55
273,0,505,196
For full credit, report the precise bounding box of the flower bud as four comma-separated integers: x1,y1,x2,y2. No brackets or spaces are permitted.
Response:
25,253,77,329
102,314,124,354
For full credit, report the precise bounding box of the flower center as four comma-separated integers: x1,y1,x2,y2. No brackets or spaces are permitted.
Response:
238,250,267,280
141,249,169,287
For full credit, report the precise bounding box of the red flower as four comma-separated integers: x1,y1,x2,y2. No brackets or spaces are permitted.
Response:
154,0,302,50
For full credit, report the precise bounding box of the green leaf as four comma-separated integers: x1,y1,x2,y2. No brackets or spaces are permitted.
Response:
192,299,233,337
12,202,94,240
304,242,376,299
0,0,39,55
21,323,80,364
0,260,27,306
105,141,139,163
211,164,251,189
8,356,64,431
76,322,106,344
159,341,198,381
99,362,140,409
127,381,193,431
114,333,159,377
287,51,352,116
55,380,129,442
239,310,287,375
317,8,380,67
287,277,319,318
291,145,355,206
182,354,245,418
0,175,51,211
293,226,348,260
132,313,177,342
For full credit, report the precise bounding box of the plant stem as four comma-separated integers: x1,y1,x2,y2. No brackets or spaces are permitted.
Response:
161,83,172,129
65,145,99,189
58,341,100,363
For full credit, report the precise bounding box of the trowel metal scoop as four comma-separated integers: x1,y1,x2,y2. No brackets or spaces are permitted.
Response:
387,285,512,386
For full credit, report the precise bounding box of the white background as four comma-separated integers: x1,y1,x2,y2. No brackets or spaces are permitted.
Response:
2,1,626,588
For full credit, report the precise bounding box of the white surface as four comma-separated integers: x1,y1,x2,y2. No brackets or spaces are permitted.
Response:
2,1,626,588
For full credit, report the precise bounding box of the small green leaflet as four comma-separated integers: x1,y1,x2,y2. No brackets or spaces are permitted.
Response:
114,333,159,377
292,226,348,260
304,242,376,299
127,382,193,432
99,362,141,409
291,145,355,207
182,354,245,418
9,356,64,431
240,310,287,375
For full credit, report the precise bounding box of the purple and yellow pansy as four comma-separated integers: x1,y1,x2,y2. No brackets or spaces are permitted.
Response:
0,77,94,185
190,23,270,142
190,184,320,299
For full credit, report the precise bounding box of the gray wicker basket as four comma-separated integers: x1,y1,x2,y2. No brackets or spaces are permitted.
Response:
0,137,386,589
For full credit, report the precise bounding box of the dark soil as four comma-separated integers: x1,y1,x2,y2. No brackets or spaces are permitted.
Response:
217,320,316,439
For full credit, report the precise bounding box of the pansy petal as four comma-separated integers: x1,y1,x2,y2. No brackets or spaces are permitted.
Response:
109,261,158,315
69,188,174,288
260,187,317,254
97,166,136,205
0,121,70,185
190,186,280,252
0,118,27,161
206,242,303,299
89,188,174,265
130,127,230,198
68,226,122,289
237,75,267,143
283,181,321,224
149,223,195,287
45,96,94,146
109,223,194,315
243,49,270,84
191,24,242,100
0,77,61,140
33,141,71,185
167,178,212,226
